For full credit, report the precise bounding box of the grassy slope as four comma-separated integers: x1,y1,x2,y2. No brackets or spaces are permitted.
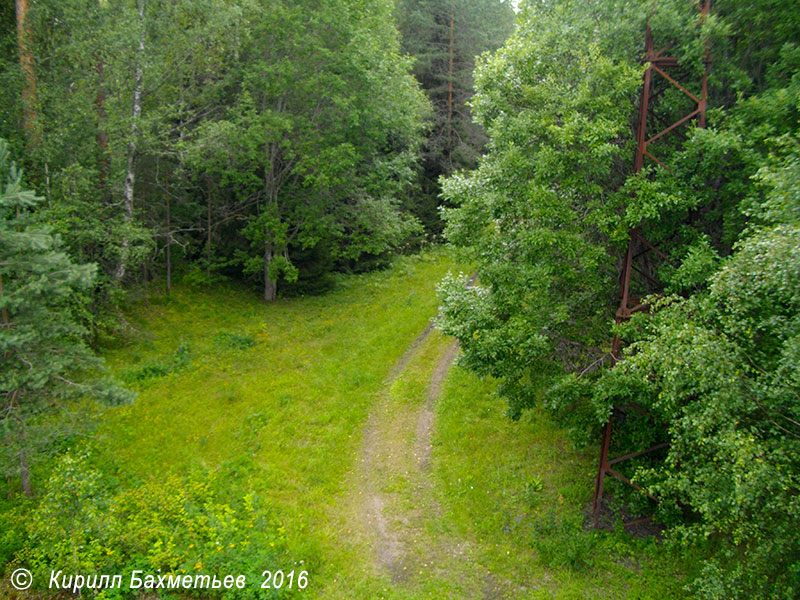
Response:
91,249,692,599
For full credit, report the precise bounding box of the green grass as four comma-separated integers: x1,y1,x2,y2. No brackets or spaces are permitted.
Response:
8,248,695,599
430,367,699,599
92,249,468,596
101,250,458,478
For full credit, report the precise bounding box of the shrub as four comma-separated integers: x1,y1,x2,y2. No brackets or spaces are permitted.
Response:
9,452,292,599
124,344,192,383
214,331,256,350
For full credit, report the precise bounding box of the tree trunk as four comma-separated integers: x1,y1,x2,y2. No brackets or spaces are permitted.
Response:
165,171,171,294
206,188,212,277
95,0,110,197
142,260,149,305
15,0,39,147
95,54,109,197
16,416,31,497
264,244,277,301
19,448,31,497
0,271,9,327
116,0,146,284
447,12,454,153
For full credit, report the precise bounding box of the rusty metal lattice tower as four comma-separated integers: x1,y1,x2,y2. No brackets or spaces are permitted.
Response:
592,0,711,529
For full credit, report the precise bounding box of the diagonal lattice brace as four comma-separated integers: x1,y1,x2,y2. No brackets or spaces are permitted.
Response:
592,0,711,529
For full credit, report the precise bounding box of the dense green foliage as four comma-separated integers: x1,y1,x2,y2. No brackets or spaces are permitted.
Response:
182,0,429,299
594,188,800,598
7,453,287,600
0,0,429,303
437,0,800,597
437,0,717,411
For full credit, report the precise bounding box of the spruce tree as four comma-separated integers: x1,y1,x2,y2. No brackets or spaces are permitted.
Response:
0,139,131,496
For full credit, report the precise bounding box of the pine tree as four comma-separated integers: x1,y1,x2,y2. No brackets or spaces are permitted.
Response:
395,0,515,232
15,0,39,147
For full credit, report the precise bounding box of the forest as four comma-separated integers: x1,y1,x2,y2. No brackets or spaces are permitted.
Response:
1,0,798,599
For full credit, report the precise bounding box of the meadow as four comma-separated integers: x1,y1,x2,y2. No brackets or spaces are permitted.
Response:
5,249,696,599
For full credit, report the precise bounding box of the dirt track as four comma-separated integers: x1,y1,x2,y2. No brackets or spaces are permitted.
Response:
357,323,462,580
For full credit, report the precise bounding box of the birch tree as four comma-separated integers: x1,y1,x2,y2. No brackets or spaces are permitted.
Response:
115,0,146,283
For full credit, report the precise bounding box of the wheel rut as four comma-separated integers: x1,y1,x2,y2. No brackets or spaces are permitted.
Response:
357,325,461,581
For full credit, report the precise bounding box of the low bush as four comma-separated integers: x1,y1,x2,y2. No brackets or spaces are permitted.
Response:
7,452,292,599
123,344,192,383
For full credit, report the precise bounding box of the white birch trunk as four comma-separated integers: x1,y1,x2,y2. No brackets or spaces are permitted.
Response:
115,0,146,283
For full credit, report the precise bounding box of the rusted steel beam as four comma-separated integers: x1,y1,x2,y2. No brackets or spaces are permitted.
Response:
652,65,701,103
649,56,679,67
646,107,701,145
607,468,659,502
623,515,654,529
633,230,676,265
619,401,655,418
643,150,673,172
609,442,670,466
592,420,613,526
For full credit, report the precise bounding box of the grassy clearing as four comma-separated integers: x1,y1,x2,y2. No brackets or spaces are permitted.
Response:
95,250,462,584
8,248,695,599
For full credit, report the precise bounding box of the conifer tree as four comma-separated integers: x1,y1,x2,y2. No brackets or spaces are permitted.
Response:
0,140,131,495
395,0,515,231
